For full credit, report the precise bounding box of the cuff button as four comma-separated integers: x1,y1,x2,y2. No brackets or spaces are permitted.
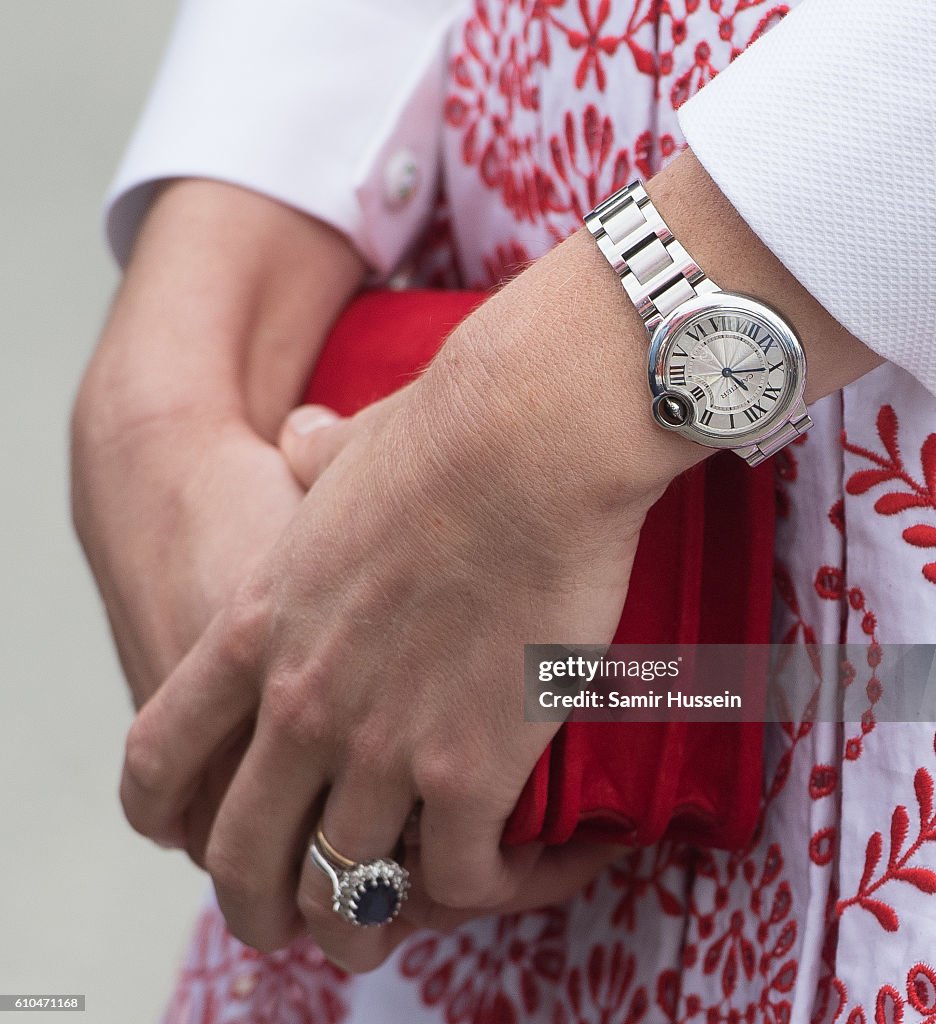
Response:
383,149,420,210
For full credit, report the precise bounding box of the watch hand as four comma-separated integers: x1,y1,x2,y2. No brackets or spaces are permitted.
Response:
721,366,751,393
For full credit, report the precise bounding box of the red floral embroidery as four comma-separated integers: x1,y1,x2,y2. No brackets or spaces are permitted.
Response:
875,985,904,1024
162,906,351,1024
604,845,692,931
811,974,848,1024
547,0,624,91
556,943,649,1023
399,909,568,1021
809,765,839,801
811,577,882,759
907,963,936,1018
549,104,634,222
835,768,936,932
845,961,936,1024
842,405,936,585
445,0,560,225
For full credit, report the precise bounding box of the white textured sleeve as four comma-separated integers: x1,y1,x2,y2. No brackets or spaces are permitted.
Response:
106,0,467,275
677,0,936,396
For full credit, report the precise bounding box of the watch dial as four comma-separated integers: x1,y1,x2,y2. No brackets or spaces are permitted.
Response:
663,313,790,436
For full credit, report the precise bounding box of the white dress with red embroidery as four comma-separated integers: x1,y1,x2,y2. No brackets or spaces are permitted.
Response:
161,3,936,1021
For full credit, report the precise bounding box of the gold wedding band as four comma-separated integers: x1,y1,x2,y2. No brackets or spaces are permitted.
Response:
308,824,410,927
314,828,357,870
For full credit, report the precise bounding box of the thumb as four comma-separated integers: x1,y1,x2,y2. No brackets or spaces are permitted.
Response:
278,404,350,488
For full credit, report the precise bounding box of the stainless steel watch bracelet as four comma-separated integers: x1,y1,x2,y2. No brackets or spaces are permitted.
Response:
584,181,720,335
733,412,813,467
585,181,812,467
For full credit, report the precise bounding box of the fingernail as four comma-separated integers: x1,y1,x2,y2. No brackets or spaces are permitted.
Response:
287,407,340,436
154,831,186,851
152,819,188,851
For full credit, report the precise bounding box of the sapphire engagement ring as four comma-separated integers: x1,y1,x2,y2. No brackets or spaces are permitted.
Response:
309,827,410,927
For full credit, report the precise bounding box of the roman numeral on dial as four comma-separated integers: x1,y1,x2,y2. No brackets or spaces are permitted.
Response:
699,408,714,426
741,321,760,342
669,364,686,386
764,385,781,400
744,403,767,422
690,385,706,401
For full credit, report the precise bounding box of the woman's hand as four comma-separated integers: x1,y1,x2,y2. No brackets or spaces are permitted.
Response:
116,212,702,968
266,401,636,968
111,150,883,971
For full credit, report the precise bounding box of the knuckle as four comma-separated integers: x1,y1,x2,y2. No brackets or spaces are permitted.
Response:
263,670,330,748
122,713,168,804
205,839,259,907
341,948,395,975
320,939,396,975
479,871,519,908
296,885,333,928
412,749,476,807
244,931,296,956
217,585,271,670
426,868,516,911
183,834,208,872
227,917,301,956
345,721,401,773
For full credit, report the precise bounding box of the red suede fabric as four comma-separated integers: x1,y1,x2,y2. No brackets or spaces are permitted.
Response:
305,290,773,851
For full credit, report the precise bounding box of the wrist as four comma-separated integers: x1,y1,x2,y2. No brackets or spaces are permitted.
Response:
81,178,365,446
642,151,883,404
460,148,876,502
423,229,705,540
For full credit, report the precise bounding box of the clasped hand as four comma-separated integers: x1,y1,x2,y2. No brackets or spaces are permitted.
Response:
117,291,659,971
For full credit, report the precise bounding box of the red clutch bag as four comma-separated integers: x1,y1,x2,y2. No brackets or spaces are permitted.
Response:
305,290,773,850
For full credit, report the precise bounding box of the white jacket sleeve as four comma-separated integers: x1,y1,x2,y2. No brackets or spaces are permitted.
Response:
677,0,936,396
105,0,467,275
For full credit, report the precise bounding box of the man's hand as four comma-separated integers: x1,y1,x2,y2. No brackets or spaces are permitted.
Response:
72,178,364,706
71,179,365,858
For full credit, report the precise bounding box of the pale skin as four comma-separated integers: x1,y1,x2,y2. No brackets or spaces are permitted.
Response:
71,150,883,972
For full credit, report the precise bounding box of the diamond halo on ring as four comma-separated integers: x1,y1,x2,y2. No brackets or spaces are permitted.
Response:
309,828,410,927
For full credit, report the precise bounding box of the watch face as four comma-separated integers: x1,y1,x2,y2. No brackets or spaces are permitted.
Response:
648,293,805,447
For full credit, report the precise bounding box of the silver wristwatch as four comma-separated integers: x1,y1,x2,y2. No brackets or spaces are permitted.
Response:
584,181,811,466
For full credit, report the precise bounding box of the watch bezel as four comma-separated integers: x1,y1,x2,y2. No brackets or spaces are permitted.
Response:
647,290,807,449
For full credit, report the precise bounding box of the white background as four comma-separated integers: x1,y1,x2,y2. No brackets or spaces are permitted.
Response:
0,2,206,1020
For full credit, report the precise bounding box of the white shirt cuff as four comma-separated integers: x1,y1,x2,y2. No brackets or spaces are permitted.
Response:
105,0,466,277
677,0,936,396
